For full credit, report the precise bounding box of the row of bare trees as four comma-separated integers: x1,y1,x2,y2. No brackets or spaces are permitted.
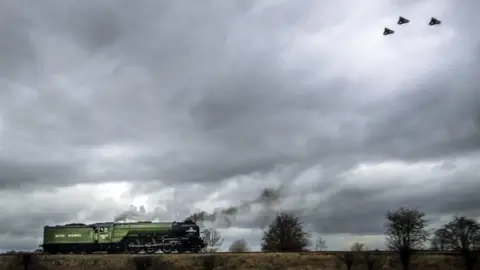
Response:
198,207,479,270
385,208,479,270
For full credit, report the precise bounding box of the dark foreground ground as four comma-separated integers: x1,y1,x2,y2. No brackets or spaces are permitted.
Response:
0,252,472,270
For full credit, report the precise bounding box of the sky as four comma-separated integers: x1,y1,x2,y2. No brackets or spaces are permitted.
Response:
0,0,479,252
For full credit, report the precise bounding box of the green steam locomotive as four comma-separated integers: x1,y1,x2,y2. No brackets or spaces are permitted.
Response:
40,220,205,254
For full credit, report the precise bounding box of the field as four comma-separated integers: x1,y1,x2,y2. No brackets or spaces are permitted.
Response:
0,252,468,270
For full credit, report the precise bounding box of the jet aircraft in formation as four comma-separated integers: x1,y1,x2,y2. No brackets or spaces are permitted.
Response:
383,16,441,35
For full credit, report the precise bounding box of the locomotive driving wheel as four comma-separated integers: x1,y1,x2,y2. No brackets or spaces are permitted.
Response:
125,240,141,254
144,242,157,254
161,245,174,254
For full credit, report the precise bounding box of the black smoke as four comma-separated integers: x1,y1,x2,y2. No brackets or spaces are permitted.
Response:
185,187,283,227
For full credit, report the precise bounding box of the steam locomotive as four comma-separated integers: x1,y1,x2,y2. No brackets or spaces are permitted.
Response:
40,219,205,254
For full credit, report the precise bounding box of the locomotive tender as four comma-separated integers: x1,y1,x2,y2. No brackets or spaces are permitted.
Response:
40,219,205,254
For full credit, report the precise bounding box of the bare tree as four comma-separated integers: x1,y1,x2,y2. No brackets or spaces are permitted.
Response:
228,239,249,252
384,207,429,270
430,228,448,251
261,212,310,252
436,216,480,270
314,235,328,251
350,242,366,252
202,228,224,252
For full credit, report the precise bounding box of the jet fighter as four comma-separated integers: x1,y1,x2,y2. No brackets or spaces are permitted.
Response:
397,16,410,25
383,16,441,36
429,17,441,25
383,27,394,35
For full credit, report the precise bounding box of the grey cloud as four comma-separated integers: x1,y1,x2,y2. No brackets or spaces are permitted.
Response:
0,0,479,251
303,164,480,234
0,0,477,190
436,161,457,170
0,235,41,252
63,5,125,51
362,68,480,162
219,157,480,235
0,7,37,83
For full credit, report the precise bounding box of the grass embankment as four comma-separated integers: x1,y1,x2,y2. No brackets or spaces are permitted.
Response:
0,252,466,270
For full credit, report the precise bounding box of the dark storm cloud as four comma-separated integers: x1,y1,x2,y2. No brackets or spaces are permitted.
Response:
0,5,38,83
0,0,479,251
0,235,41,252
0,0,357,189
0,196,117,245
362,68,480,161
221,155,480,234
299,161,480,234
0,157,80,189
